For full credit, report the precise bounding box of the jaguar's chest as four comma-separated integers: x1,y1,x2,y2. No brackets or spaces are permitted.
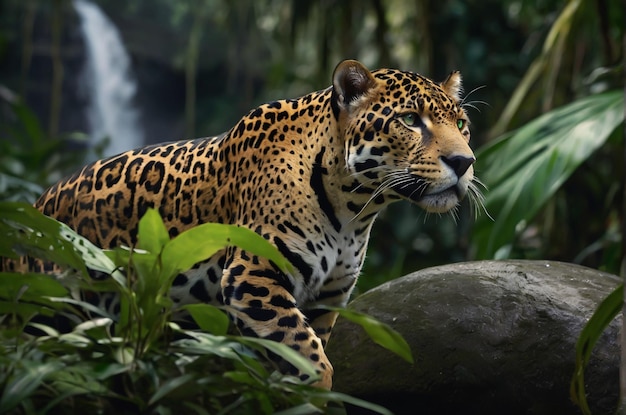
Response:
290,228,371,306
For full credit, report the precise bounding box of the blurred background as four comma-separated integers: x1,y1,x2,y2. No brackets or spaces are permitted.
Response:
0,0,623,292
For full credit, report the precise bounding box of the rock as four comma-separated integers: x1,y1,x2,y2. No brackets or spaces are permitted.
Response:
326,260,621,415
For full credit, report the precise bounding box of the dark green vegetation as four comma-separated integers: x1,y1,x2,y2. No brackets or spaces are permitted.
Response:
0,0,623,413
0,203,411,414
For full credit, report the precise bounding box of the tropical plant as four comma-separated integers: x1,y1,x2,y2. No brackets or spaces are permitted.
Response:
0,98,98,203
471,90,623,261
0,202,410,414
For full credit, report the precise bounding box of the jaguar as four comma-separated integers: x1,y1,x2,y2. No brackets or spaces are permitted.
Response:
14,59,479,389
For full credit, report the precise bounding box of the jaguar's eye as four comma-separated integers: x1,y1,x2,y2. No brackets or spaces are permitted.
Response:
400,113,420,127
457,119,466,130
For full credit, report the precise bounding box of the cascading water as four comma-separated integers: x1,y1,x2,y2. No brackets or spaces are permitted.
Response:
74,0,143,157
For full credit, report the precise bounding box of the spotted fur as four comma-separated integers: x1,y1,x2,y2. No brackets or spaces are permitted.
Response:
20,60,478,388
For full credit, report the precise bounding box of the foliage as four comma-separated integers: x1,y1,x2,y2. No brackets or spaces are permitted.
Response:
570,283,623,415
0,98,97,203
471,90,624,261
0,202,409,414
488,0,620,137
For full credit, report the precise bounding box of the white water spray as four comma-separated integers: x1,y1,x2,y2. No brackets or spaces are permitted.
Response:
74,0,143,156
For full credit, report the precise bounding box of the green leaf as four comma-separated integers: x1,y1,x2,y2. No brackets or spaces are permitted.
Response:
160,223,293,279
321,306,414,364
223,370,257,386
148,373,196,406
0,272,70,322
570,283,622,414
0,301,57,320
137,208,170,254
0,272,68,298
171,332,245,362
47,296,116,320
235,336,319,380
91,362,130,381
0,360,64,412
0,202,88,274
0,202,124,285
182,303,230,335
472,91,624,258
48,366,109,395
27,322,61,337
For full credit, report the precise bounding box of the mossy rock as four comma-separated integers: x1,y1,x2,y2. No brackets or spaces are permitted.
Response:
327,260,620,415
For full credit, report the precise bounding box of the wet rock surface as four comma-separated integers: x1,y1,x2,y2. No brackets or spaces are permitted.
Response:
327,260,621,415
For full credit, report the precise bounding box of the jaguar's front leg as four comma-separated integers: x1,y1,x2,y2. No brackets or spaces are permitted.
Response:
221,248,333,389
304,272,359,348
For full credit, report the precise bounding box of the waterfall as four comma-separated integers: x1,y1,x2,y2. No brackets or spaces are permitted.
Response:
74,0,144,157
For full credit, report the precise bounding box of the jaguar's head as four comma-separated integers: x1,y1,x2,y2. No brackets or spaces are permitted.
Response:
332,59,479,214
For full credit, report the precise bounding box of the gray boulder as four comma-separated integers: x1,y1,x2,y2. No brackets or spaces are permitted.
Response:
327,260,621,415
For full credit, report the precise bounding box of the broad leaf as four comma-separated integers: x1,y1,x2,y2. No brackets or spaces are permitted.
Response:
160,221,293,279
0,272,68,300
472,91,623,258
0,272,69,320
0,202,124,285
183,303,230,335
0,202,89,274
137,208,170,255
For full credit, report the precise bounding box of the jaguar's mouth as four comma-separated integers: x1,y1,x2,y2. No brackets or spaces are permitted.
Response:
393,181,466,213
390,180,429,201
416,186,463,213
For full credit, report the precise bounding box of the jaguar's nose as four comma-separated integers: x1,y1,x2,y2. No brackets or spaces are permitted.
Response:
441,155,475,178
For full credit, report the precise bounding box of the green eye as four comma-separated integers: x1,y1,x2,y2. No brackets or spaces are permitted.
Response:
401,113,419,127
457,119,466,130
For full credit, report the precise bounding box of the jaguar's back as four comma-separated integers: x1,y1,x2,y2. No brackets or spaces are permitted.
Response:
37,137,227,247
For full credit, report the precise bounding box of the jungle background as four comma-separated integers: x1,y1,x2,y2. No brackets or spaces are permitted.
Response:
0,0,623,292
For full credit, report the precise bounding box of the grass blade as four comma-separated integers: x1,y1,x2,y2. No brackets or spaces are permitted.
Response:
320,306,413,364
570,284,622,414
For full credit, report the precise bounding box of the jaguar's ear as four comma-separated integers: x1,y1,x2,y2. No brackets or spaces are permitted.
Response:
332,60,376,110
441,71,463,103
